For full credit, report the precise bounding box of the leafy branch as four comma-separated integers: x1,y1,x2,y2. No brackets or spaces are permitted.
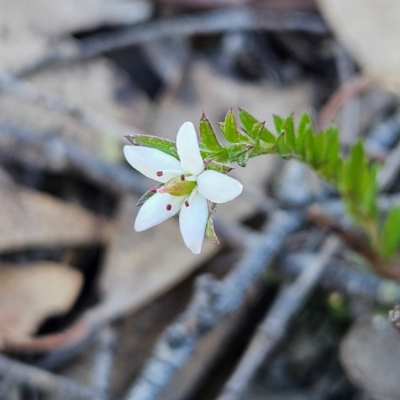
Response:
197,109,400,264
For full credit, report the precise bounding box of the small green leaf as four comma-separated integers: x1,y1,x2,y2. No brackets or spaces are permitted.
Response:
276,132,288,155
203,147,229,163
273,115,284,135
312,133,327,167
298,112,314,136
125,135,178,159
238,108,275,144
379,205,400,259
225,143,254,164
304,129,315,166
283,116,295,151
346,142,367,200
238,108,258,134
200,113,223,152
325,126,340,164
206,161,233,174
220,109,239,143
205,213,219,244
136,185,162,207
237,152,250,167
249,121,265,143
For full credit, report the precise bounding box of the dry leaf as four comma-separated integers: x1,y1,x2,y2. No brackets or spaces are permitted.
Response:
340,317,400,400
0,181,112,252
90,194,217,320
0,262,83,341
0,58,149,164
317,0,400,93
0,0,152,73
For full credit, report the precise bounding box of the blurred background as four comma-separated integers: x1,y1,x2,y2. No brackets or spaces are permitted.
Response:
1,0,400,399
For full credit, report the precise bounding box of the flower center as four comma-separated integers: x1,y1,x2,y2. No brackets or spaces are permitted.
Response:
161,175,196,196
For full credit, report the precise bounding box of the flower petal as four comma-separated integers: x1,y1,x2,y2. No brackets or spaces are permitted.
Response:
135,192,185,231
197,170,243,203
179,193,208,254
176,122,204,176
124,146,182,183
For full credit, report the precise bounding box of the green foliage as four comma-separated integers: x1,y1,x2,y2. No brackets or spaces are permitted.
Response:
125,134,179,159
379,206,400,260
215,109,400,262
127,109,400,262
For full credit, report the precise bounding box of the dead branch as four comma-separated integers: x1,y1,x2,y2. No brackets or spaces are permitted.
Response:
389,305,400,331
317,75,373,130
0,354,102,400
122,210,303,400
378,140,400,190
17,9,328,77
216,235,340,400
280,253,400,306
0,75,145,140
91,325,117,396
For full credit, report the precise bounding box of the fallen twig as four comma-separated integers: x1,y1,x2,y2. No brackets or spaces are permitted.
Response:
91,325,117,396
123,211,303,400
0,75,145,140
378,140,400,191
216,235,340,400
0,354,102,400
17,9,328,77
280,252,400,306
317,75,373,131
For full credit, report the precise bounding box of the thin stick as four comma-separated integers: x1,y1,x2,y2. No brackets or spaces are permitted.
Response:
123,211,303,400
17,9,327,77
279,252,400,307
378,140,400,191
317,75,372,131
0,75,145,139
91,325,117,396
0,354,102,400
217,235,340,400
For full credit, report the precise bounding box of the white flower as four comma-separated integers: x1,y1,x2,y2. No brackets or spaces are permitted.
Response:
124,122,243,254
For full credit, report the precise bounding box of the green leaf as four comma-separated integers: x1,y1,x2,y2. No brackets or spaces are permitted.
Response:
238,108,275,144
238,108,258,134
136,185,162,207
125,135,178,159
379,205,400,259
361,165,378,219
276,132,288,155
283,116,295,151
325,126,340,164
304,129,315,166
225,143,254,164
345,141,367,200
203,147,229,163
219,109,249,143
298,112,314,137
273,115,284,135
312,133,327,167
205,213,219,244
206,161,233,174
199,113,223,152
237,152,250,167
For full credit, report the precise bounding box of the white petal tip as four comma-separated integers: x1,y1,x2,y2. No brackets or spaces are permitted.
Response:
189,246,202,255
134,221,146,232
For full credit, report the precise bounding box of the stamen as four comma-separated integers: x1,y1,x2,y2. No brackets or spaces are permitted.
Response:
156,171,163,177
185,200,189,207
166,204,172,211
180,174,185,181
